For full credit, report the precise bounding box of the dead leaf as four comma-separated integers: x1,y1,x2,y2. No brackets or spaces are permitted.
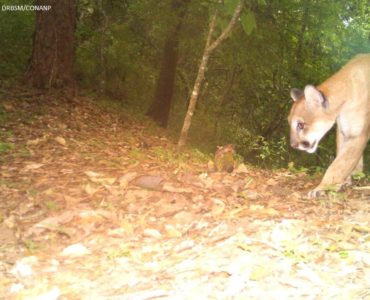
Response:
250,265,271,281
63,194,81,204
173,211,195,226
211,198,226,216
42,188,54,195
2,103,15,111
240,190,261,200
143,228,162,239
24,163,44,171
120,218,134,235
271,219,305,246
235,163,248,174
133,175,164,190
90,177,116,185
207,160,215,172
84,171,102,178
10,256,39,278
266,178,278,186
27,138,43,146
165,224,182,238
119,172,137,188
3,215,16,229
162,183,192,193
84,183,100,195
61,243,91,257
55,136,66,146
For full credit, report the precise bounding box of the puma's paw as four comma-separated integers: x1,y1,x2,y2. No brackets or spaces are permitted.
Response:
307,188,326,198
307,183,349,198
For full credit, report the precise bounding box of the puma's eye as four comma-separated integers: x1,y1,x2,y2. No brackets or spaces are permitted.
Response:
297,122,305,130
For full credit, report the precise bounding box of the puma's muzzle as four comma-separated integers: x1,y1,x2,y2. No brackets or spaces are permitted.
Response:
290,137,317,153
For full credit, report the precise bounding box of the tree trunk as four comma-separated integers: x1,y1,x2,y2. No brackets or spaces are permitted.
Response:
25,0,76,90
98,0,108,95
147,0,190,127
177,1,244,149
295,0,309,64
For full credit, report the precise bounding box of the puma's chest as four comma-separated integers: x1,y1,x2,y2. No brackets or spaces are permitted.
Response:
337,102,368,138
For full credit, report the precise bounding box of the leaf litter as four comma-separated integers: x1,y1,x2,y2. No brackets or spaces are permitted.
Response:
0,90,369,300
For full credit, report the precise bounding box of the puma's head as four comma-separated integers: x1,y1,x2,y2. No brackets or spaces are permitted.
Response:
288,85,335,153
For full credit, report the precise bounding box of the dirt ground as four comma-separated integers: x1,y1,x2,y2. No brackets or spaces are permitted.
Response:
1,90,369,300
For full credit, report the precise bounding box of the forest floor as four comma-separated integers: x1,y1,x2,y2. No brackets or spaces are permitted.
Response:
0,89,370,300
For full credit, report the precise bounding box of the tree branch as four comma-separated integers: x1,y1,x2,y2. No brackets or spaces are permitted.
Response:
207,0,244,53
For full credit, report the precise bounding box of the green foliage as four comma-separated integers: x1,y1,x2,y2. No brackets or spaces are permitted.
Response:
287,162,309,174
224,0,239,15
240,10,256,35
24,240,39,254
43,200,60,211
1,0,370,172
0,108,9,123
150,146,211,168
0,0,34,80
173,0,370,170
0,141,14,154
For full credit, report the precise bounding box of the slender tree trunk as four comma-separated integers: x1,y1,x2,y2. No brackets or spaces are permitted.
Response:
177,1,243,149
25,0,76,90
147,0,190,127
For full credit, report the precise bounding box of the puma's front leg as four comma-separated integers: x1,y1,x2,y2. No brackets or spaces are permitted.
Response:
335,126,364,186
308,135,368,198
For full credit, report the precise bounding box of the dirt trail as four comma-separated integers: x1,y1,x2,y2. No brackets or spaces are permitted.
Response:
0,91,369,300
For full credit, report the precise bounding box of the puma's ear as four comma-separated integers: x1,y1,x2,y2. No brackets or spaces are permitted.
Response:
304,85,328,108
290,88,304,101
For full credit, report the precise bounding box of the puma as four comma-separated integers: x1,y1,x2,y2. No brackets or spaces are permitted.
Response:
288,54,370,197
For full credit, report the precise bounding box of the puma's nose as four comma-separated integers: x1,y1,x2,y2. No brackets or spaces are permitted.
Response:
290,140,299,148
301,141,310,148
290,135,299,148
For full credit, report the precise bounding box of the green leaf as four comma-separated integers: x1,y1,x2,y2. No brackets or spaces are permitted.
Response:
241,10,256,35
224,0,239,15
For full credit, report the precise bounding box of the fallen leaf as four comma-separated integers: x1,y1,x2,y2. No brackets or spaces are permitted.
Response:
250,265,271,281
143,228,162,239
24,163,44,171
10,256,39,278
55,136,66,146
119,172,137,188
207,160,215,172
42,188,54,195
266,178,278,186
84,183,100,195
31,287,61,300
165,224,182,238
173,211,195,226
133,175,164,190
84,171,102,178
235,163,248,174
90,177,116,185
61,243,91,257
162,183,192,193
271,219,305,246
27,138,43,146
211,198,226,216
3,215,16,229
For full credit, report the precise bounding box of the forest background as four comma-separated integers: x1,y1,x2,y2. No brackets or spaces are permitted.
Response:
1,0,369,171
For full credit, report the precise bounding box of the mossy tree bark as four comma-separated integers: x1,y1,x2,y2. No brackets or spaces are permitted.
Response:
25,0,76,90
147,0,190,127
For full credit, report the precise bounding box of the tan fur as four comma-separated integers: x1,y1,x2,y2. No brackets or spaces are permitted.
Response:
288,54,370,197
